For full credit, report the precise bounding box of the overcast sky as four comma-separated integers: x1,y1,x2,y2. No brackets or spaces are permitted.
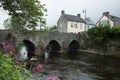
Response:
0,0,120,29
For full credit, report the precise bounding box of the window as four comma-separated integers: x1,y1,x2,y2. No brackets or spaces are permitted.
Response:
80,24,82,29
74,24,77,28
71,23,73,28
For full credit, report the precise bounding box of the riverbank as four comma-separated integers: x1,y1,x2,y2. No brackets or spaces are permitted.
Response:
79,49,120,58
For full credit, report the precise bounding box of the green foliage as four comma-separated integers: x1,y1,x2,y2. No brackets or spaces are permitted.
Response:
87,24,120,45
49,25,57,31
0,51,24,80
111,26,120,40
98,21,111,27
43,25,57,31
4,15,26,30
1,0,47,30
0,50,34,80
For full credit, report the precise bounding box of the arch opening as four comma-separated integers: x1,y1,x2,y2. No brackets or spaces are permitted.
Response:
23,40,35,59
68,40,80,51
47,40,61,51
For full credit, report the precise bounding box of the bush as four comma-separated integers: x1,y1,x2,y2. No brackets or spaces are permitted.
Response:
87,25,111,44
0,51,24,80
111,26,120,40
87,25,120,45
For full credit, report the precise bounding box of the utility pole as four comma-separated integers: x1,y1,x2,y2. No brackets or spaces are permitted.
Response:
83,9,87,32
83,9,87,20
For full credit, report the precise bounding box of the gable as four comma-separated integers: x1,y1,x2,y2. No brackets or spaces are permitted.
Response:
100,15,109,21
96,15,112,25
57,15,67,24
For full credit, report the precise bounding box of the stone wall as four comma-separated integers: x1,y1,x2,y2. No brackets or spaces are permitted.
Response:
85,39,120,56
0,30,83,51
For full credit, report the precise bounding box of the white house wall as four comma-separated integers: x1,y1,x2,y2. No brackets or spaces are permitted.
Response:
97,15,114,26
86,25,95,31
67,21,85,33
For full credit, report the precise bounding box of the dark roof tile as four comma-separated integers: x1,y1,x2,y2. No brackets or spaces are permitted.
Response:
85,19,95,25
64,14,85,23
106,15,120,22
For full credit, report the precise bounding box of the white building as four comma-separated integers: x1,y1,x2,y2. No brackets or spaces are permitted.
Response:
85,17,95,31
96,12,120,27
57,10,86,33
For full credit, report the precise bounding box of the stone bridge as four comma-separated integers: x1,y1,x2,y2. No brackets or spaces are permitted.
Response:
0,30,87,52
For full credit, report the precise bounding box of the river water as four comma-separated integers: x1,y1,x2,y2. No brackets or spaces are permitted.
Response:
32,52,120,80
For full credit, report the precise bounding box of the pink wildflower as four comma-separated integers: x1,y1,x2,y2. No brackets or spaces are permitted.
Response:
55,77,60,80
15,60,20,65
6,43,15,53
32,66,37,72
34,49,40,54
53,70,58,76
47,77,60,80
47,77,53,80
37,64,43,71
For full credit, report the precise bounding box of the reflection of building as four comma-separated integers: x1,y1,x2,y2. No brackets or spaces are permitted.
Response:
96,12,120,27
85,17,95,31
57,10,86,33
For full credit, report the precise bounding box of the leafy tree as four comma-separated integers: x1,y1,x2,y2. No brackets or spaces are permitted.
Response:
87,25,111,44
42,25,57,32
49,25,57,31
111,26,120,40
0,0,47,30
87,23,120,45
3,18,12,29
4,15,26,30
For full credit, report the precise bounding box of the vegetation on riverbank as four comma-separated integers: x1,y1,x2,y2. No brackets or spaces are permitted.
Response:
87,24,120,45
87,23,120,57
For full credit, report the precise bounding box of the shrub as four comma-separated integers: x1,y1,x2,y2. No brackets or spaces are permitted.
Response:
0,51,24,80
87,24,120,45
111,26,120,40
87,25,111,44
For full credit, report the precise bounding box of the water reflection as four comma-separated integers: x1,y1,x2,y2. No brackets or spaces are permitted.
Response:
38,51,120,80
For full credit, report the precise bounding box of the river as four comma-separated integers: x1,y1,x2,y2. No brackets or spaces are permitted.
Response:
30,51,120,80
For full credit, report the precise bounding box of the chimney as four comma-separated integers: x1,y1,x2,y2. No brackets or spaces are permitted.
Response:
61,10,65,15
103,12,109,16
77,14,81,17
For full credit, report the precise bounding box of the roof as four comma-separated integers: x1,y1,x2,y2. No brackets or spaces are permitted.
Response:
85,19,95,25
96,12,120,24
64,14,85,23
107,15,120,22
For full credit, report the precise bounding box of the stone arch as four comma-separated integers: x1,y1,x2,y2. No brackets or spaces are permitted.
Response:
22,40,35,59
68,40,80,51
47,40,61,51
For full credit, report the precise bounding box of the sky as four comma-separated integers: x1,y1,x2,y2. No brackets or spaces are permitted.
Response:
0,0,120,29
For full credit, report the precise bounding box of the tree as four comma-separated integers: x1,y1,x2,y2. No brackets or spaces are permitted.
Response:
0,0,47,30
49,25,57,31
87,25,111,44
43,25,57,31
4,15,26,30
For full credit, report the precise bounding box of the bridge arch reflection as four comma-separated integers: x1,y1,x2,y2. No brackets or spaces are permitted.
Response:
68,40,80,51
47,40,61,51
